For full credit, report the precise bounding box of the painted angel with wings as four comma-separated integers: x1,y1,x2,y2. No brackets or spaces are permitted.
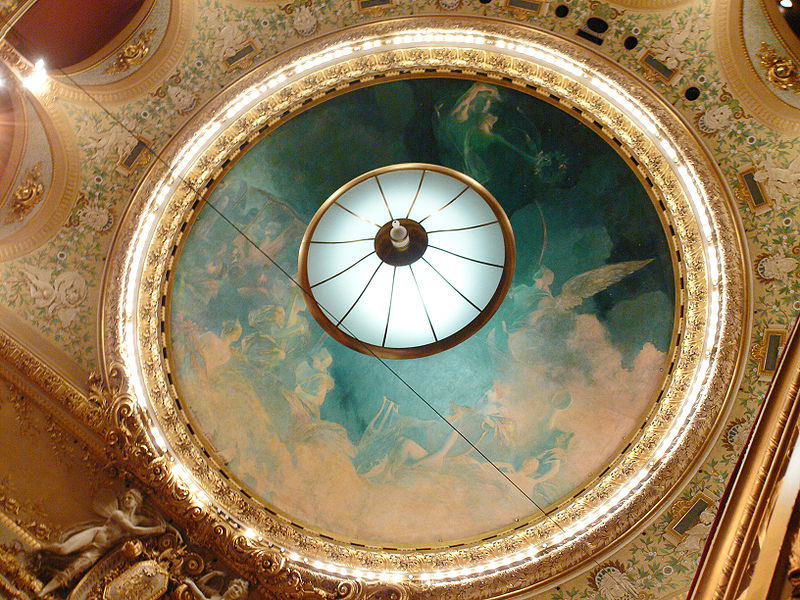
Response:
491,259,653,357
530,259,653,323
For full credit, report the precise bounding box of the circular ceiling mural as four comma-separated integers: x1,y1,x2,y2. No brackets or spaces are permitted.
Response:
167,76,675,547
103,17,747,597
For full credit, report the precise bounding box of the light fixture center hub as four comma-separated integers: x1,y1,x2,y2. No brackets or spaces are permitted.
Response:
389,220,410,249
375,218,427,266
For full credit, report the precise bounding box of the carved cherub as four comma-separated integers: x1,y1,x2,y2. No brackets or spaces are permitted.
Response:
183,571,249,600
36,488,165,597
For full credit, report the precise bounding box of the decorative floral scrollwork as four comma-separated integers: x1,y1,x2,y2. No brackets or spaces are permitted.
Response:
183,552,205,576
252,547,285,577
758,42,800,93
104,28,158,75
334,579,409,600
4,163,45,224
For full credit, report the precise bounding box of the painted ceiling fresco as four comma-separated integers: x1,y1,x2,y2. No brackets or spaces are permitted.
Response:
0,0,799,598
169,77,675,545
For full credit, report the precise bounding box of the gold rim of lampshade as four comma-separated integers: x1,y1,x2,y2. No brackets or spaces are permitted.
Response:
298,163,516,359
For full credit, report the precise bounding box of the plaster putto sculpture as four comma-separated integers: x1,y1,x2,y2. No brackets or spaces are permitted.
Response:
35,488,166,597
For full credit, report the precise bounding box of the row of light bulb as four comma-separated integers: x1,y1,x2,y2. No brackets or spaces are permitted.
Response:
118,26,725,583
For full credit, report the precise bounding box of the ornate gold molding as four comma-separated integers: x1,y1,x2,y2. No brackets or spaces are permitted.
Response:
0,327,103,454
596,0,690,11
0,0,36,40
3,162,44,224
758,42,800,93
104,28,158,75
87,370,336,600
759,0,800,67
101,17,749,599
0,544,49,599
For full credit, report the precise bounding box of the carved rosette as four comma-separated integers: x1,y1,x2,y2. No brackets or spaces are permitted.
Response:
99,17,749,600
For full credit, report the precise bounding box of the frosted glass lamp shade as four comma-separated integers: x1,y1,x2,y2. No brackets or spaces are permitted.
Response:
298,164,515,359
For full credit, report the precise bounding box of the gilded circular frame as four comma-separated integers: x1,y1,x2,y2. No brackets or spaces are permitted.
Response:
101,17,749,598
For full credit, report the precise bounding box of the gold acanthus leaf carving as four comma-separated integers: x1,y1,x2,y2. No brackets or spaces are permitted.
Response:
758,42,800,93
4,163,45,225
104,28,158,75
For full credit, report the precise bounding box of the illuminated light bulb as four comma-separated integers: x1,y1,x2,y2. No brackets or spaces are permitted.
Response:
389,220,409,249
151,429,167,450
22,59,48,94
172,464,190,484
780,0,793,7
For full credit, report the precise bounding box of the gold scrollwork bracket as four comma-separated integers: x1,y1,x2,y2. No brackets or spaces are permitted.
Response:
758,41,800,93
4,162,44,224
104,27,158,75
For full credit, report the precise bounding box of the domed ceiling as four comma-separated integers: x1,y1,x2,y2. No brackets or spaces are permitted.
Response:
101,17,746,597
4,0,800,599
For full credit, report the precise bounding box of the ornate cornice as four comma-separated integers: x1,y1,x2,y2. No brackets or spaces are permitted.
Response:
100,17,749,599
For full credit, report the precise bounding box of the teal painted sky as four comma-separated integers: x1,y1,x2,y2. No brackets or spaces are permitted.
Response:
169,78,675,545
